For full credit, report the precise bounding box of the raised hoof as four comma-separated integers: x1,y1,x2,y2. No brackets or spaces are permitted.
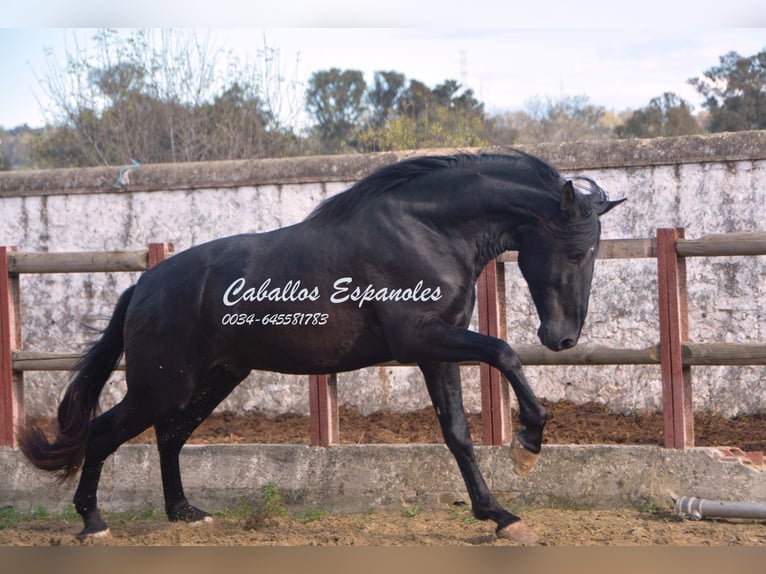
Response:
510,435,540,476
76,527,111,541
496,521,539,545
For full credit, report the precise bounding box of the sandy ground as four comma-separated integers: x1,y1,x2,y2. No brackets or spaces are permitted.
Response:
1,507,765,547
7,399,764,547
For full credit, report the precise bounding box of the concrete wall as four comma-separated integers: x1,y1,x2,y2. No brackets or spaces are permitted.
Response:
1,132,766,417
1,444,764,516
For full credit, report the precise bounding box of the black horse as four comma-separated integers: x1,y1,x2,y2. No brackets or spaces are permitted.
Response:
19,150,622,543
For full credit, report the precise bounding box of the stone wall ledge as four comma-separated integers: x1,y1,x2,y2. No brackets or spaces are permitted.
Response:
2,131,765,198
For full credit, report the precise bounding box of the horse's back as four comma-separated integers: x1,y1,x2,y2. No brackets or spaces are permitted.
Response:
122,228,394,376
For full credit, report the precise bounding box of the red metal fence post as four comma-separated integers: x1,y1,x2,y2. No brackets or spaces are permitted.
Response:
477,260,511,445
309,373,338,447
656,228,694,449
0,246,24,448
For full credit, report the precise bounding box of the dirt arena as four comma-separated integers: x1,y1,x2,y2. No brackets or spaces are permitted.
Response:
5,399,764,546
2,506,765,546
132,399,766,450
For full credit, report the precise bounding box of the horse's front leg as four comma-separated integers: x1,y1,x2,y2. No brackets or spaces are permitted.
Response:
499,351,549,476
388,318,548,475
418,361,538,544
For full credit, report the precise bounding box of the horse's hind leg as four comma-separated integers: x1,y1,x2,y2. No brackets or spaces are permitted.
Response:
418,361,538,545
72,398,154,538
154,364,249,524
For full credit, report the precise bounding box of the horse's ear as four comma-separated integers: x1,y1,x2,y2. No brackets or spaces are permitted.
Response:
595,197,627,216
560,180,583,218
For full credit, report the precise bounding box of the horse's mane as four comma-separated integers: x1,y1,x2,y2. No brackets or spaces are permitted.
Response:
304,150,569,224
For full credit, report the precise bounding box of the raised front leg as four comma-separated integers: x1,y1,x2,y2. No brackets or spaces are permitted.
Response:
386,317,548,466
418,361,538,544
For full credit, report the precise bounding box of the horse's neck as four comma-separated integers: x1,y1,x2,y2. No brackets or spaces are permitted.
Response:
368,191,531,276
404,185,552,271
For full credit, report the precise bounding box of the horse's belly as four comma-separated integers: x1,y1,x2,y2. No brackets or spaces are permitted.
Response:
218,312,392,374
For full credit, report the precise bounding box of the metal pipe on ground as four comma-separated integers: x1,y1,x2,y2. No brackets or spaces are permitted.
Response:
674,496,766,521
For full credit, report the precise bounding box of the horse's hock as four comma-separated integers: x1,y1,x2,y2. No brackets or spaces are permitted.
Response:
2,132,766,515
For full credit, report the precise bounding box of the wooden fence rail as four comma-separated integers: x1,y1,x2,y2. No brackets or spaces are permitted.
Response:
6,250,151,274
2,231,766,449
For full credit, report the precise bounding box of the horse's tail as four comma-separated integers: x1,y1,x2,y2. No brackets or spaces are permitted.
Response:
17,285,136,481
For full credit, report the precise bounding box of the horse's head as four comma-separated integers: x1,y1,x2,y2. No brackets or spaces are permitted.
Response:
516,178,624,352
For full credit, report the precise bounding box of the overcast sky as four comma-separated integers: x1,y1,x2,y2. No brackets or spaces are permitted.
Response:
1,1,765,129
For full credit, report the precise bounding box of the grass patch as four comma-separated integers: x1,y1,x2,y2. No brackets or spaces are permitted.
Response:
233,483,287,530
59,505,79,522
298,509,329,523
219,496,255,520
108,507,159,521
403,504,422,518
0,504,80,529
451,505,478,525
0,506,22,529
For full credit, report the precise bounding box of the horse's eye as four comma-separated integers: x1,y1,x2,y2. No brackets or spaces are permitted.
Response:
568,246,595,263
567,251,584,263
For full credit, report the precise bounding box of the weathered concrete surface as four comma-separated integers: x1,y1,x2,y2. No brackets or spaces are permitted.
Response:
1,444,763,516
2,132,764,197
1,132,766,417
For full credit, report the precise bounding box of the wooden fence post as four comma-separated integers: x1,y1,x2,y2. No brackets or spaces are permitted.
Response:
477,260,511,445
148,242,173,268
0,247,24,448
657,228,694,449
309,373,338,447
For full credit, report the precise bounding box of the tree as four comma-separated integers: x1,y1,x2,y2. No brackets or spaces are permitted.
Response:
432,80,484,116
533,95,612,142
491,95,613,144
358,78,490,152
0,125,45,170
396,79,433,120
366,71,406,129
689,48,766,132
616,92,702,138
305,68,367,153
305,70,491,153
195,82,275,161
359,105,490,151
0,135,8,171
31,29,302,167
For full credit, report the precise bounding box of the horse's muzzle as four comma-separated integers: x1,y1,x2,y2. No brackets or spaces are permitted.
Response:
537,325,578,352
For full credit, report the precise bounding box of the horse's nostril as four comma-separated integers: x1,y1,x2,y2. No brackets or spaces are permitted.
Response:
560,338,576,350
